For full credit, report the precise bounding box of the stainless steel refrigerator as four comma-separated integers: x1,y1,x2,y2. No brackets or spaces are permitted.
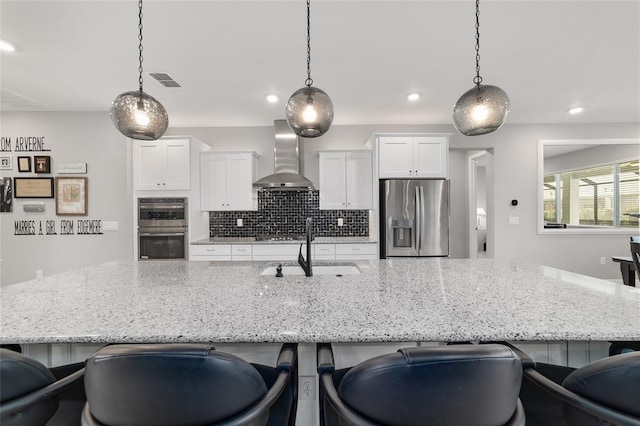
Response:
380,179,449,258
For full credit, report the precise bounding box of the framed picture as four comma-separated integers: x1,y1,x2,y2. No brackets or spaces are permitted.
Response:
1,177,13,212
17,156,31,172
56,177,88,216
0,156,12,170
57,162,87,174
14,177,55,198
34,155,51,174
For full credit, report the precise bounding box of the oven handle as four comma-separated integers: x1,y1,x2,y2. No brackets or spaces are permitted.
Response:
139,232,186,237
138,204,185,210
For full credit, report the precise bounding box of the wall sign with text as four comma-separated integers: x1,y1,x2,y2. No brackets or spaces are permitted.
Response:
14,219,104,236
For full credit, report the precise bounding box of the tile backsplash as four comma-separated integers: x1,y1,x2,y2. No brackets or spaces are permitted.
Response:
209,190,369,238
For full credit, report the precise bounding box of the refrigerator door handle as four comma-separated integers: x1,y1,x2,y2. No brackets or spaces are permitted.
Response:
415,186,422,251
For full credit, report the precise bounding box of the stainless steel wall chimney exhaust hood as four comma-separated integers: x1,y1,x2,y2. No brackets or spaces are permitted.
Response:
253,120,315,190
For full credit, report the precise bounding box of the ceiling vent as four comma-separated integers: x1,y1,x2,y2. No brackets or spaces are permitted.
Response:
148,73,182,88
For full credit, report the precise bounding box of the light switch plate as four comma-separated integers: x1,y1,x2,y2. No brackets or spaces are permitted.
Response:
102,221,118,231
237,218,243,227
338,218,344,227
508,216,520,225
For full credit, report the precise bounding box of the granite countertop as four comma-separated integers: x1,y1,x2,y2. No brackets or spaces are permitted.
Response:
191,236,377,245
1,258,639,344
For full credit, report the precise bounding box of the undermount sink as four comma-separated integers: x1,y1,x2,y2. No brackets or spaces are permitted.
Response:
260,264,361,276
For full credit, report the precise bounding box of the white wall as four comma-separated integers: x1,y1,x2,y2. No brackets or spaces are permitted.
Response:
544,143,638,174
448,149,467,259
1,114,638,285
0,112,133,285
450,123,639,279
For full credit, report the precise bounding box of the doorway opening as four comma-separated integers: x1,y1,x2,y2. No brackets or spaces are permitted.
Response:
467,150,494,259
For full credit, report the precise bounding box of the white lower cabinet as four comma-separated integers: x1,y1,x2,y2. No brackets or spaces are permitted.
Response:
313,244,336,260
190,245,232,261
335,244,377,260
314,243,377,261
231,244,252,261
190,242,377,261
252,244,303,261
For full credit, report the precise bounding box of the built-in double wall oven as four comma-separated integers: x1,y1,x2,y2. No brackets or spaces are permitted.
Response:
138,197,188,260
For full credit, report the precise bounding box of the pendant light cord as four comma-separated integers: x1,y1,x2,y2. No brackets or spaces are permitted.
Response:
138,0,144,93
305,0,313,87
473,0,483,86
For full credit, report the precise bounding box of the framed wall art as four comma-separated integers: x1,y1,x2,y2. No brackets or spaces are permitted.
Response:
57,162,87,174
0,156,12,170
14,177,55,198
1,177,13,212
56,177,88,216
17,156,31,172
34,155,51,173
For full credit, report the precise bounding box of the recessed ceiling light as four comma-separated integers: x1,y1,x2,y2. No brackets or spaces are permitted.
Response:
407,93,421,102
0,39,15,52
568,106,585,114
266,94,279,103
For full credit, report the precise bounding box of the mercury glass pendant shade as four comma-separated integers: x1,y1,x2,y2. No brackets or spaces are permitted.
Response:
286,86,334,138
452,84,510,136
110,90,169,140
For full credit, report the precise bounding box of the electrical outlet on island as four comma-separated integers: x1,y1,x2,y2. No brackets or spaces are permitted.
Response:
237,218,243,227
338,218,344,227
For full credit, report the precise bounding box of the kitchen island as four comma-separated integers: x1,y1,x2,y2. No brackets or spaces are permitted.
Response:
3,258,638,426
2,258,639,344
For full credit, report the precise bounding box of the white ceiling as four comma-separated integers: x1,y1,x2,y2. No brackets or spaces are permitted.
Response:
1,0,639,129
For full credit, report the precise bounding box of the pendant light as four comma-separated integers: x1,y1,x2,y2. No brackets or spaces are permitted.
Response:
453,0,510,136
110,0,168,141
286,0,333,138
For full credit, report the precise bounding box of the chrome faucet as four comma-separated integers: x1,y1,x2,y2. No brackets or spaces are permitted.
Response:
298,217,313,277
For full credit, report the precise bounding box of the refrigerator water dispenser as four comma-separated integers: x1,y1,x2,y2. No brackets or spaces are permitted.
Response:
392,219,413,248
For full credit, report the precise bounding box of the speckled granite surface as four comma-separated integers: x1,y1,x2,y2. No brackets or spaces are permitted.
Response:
191,236,377,245
1,258,638,344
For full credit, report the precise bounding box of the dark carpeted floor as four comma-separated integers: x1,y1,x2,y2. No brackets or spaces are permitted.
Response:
46,363,85,426
518,363,575,426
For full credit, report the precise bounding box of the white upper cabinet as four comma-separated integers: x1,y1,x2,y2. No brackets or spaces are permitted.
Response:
133,138,190,190
200,152,257,211
378,136,449,178
319,151,372,210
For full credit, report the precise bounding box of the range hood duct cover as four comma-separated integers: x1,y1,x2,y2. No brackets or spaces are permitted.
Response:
253,120,315,190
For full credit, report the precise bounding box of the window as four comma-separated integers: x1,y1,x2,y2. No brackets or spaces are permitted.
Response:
543,160,639,228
